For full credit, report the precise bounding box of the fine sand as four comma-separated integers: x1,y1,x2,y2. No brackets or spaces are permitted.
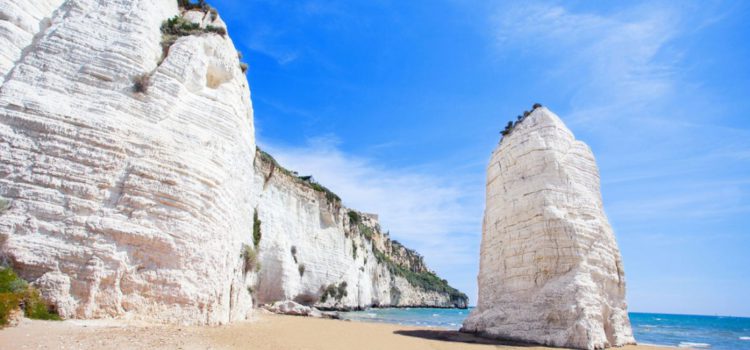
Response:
0,312,667,350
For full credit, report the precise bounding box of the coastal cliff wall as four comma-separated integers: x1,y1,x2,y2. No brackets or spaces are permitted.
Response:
0,0,466,325
0,1,256,324
252,150,467,310
462,107,635,349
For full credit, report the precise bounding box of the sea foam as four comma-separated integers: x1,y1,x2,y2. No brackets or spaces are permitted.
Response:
679,342,711,348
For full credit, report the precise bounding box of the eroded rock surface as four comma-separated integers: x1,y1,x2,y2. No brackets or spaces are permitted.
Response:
0,0,466,325
0,1,255,324
461,107,635,349
252,150,468,310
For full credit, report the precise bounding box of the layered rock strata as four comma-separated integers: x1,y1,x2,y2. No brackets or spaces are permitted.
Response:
461,107,635,349
0,0,466,324
252,150,468,310
0,1,256,324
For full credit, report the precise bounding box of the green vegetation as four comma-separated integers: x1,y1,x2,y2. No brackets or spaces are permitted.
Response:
336,282,348,299
161,15,226,38
177,0,210,11
320,282,348,303
256,147,342,205
0,197,9,214
176,0,220,22
347,210,361,225
238,51,248,73
501,103,543,138
133,73,150,93
1,267,61,327
253,209,261,248
298,264,305,277
307,181,341,204
358,223,374,240
257,147,294,177
242,244,258,273
160,13,226,60
291,246,298,264
372,247,467,304
352,241,358,260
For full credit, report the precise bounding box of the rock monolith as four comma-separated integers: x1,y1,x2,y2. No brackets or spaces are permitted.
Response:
462,107,635,349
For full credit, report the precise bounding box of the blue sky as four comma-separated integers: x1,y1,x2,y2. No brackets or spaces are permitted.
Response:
211,0,750,317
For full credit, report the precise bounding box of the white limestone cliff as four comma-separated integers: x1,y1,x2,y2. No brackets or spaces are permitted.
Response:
0,1,256,324
0,0,466,325
252,150,468,310
461,107,635,349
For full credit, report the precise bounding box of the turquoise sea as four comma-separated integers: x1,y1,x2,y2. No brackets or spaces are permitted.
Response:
339,308,750,349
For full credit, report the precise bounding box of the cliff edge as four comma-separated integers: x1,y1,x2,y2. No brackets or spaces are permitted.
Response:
252,149,467,310
461,107,635,349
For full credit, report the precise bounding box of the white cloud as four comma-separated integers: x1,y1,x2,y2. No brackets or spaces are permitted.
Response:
492,3,683,125
244,25,299,65
491,2,750,225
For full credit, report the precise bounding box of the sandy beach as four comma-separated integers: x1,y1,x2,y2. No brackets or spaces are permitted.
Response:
0,313,666,350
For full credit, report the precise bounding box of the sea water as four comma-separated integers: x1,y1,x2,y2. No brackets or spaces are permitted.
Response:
339,308,750,349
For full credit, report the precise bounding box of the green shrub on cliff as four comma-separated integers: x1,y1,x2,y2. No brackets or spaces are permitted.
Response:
307,181,341,204
253,209,262,248
255,147,342,205
0,267,61,327
133,73,150,93
320,282,348,303
161,16,200,36
177,0,210,12
160,13,227,59
358,223,374,240
347,210,361,225
371,248,467,304
204,25,226,36
336,282,348,299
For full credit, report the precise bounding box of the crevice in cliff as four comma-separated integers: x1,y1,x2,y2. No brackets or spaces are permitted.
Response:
0,3,61,88
105,166,131,210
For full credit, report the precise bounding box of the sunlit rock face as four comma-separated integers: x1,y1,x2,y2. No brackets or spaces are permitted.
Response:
461,107,635,349
252,151,468,310
0,0,255,324
0,0,466,325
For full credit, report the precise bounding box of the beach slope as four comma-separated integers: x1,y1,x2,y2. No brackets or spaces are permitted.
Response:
0,314,665,350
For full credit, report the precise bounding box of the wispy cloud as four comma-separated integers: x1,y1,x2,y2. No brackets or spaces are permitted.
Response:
258,136,483,297
492,3,682,125
244,25,299,65
490,2,750,228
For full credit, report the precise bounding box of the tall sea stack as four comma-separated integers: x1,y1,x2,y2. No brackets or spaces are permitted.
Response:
461,107,636,349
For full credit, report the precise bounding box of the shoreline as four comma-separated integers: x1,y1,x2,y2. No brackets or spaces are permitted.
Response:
0,312,668,350
317,304,470,312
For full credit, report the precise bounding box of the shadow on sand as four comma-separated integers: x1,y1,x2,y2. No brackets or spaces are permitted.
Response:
393,329,538,347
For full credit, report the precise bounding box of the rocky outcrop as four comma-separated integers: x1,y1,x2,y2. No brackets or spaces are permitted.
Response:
0,1,255,324
461,107,635,349
263,300,339,319
252,150,468,310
